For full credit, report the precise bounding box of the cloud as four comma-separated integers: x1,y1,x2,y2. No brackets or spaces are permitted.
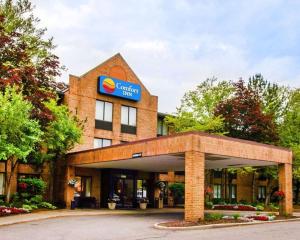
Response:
31,0,300,113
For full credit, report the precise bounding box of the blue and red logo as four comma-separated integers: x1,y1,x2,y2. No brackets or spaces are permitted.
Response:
98,76,141,101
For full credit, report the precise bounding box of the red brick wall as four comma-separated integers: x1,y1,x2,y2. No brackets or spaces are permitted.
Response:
64,53,158,151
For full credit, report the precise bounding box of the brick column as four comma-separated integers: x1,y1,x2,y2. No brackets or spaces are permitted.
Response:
184,151,205,222
64,165,75,208
278,163,293,215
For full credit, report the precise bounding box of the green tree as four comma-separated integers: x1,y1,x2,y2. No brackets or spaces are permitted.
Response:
38,99,83,201
43,99,83,158
0,86,42,202
248,74,290,124
279,89,300,203
165,78,233,134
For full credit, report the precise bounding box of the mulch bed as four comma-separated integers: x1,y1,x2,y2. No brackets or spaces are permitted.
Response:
159,219,247,227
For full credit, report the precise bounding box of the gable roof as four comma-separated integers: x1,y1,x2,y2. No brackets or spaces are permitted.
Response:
78,53,153,96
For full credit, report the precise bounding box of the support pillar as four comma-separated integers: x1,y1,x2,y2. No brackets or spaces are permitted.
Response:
64,165,75,208
184,151,205,222
278,163,293,216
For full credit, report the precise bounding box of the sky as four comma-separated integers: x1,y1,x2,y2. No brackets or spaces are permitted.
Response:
32,0,300,113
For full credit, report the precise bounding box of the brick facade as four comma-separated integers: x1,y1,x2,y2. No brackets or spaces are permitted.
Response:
63,53,158,151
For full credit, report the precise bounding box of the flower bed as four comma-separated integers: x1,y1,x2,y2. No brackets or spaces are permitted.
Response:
0,206,28,217
213,204,256,211
246,215,275,221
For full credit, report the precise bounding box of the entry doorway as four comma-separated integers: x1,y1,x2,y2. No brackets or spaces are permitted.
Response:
113,177,134,208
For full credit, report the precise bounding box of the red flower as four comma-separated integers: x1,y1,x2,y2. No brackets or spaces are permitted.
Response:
274,191,285,201
248,215,269,221
205,187,213,195
18,182,28,190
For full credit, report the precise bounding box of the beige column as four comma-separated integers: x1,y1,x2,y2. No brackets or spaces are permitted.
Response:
64,165,75,208
184,151,205,222
278,163,293,216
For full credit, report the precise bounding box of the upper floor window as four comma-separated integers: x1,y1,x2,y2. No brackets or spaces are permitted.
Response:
121,106,137,134
94,138,112,148
157,118,168,136
95,100,113,130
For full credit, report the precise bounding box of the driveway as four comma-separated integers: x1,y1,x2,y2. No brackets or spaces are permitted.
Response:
0,212,300,240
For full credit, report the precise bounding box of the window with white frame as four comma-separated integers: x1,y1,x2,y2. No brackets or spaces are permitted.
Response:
95,100,113,130
213,184,222,199
0,173,5,195
157,118,168,136
229,184,237,199
121,106,137,134
121,106,136,126
258,186,266,199
93,138,112,148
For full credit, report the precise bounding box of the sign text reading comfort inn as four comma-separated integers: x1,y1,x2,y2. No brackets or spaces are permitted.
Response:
98,76,141,101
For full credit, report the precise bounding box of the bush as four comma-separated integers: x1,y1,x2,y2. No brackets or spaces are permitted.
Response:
205,201,213,209
169,183,184,204
233,213,240,220
18,178,46,195
212,198,226,205
29,195,43,204
39,202,57,209
256,204,265,211
238,199,249,205
205,213,224,221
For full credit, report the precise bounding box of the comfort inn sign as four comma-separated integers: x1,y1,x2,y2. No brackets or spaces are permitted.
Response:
98,75,141,101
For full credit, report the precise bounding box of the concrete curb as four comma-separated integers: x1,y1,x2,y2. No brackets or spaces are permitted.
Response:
153,218,300,231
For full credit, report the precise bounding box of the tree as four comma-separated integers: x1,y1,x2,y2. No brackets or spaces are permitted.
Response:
38,99,83,201
215,79,278,144
43,99,83,158
165,78,233,134
0,0,65,126
279,89,300,203
0,86,42,202
248,74,290,124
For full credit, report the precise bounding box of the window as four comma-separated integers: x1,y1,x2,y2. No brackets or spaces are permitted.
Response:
157,118,168,136
0,173,5,195
213,184,222,199
74,176,92,197
258,186,266,200
95,100,113,130
213,170,222,178
94,138,112,148
137,179,147,199
121,106,137,134
229,184,237,199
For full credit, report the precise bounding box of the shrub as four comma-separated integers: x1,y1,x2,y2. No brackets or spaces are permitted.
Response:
39,202,57,209
29,195,43,204
205,201,213,209
18,178,46,195
169,183,184,204
205,213,224,221
256,204,264,211
238,199,249,205
233,213,240,220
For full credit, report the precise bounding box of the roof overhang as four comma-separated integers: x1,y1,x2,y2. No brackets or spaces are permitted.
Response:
68,131,292,171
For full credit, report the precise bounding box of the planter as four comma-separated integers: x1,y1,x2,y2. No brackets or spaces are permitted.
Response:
139,202,147,210
108,202,116,210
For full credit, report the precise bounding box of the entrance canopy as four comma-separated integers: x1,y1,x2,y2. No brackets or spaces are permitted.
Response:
67,131,293,221
68,131,291,171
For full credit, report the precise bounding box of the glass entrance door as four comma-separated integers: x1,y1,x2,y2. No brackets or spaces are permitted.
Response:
113,177,134,208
